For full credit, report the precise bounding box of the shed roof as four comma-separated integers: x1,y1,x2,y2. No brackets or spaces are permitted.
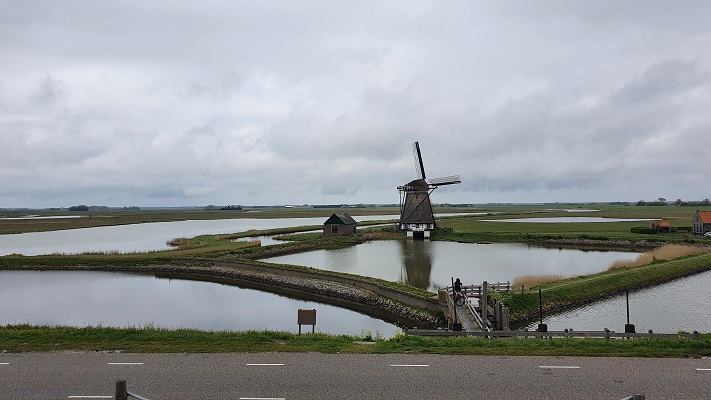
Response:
652,221,670,227
324,212,357,225
696,211,711,223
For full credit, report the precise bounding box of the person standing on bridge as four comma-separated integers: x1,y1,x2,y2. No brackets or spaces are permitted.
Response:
454,278,463,299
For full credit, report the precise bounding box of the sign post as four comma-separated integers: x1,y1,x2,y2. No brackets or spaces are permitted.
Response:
298,309,316,335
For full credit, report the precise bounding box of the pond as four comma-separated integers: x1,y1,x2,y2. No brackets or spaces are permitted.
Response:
0,270,400,337
521,269,711,334
0,215,402,256
263,240,641,291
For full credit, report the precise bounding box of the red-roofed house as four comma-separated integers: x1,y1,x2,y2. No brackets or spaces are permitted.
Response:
692,210,711,235
652,221,670,233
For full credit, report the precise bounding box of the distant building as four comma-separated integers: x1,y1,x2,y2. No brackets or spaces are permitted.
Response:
323,212,357,237
651,221,670,233
693,210,711,235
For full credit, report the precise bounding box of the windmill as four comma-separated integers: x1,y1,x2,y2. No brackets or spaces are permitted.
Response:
397,141,461,238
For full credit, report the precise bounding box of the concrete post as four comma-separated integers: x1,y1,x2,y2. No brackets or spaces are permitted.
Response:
115,380,128,400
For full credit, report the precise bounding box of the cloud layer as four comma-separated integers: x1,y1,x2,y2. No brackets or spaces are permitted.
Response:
2,1,711,207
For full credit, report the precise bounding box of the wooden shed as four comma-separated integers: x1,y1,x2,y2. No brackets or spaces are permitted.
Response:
323,212,357,237
651,221,670,233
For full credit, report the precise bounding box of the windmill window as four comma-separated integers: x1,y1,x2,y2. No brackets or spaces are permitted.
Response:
331,225,339,233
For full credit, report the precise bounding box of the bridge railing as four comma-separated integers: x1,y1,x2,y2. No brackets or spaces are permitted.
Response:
444,281,512,297
466,300,489,332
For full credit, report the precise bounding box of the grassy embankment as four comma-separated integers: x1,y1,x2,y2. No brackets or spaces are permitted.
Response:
2,325,710,357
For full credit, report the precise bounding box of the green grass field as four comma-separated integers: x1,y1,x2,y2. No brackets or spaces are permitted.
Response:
2,325,709,357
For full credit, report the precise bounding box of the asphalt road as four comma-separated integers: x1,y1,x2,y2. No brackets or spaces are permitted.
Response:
1,352,710,399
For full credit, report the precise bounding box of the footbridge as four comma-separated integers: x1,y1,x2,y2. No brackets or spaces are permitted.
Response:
440,281,511,333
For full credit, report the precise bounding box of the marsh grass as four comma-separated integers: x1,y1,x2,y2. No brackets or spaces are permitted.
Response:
608,244,711,269
512,245,711,290
513,274,565,289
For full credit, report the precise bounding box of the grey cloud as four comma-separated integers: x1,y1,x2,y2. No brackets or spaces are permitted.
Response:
30,76,65,106
2,1,711,207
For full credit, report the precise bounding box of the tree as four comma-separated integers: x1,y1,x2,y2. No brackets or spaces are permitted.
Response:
69,205,89,211
658,197,667,203
703,198,711,206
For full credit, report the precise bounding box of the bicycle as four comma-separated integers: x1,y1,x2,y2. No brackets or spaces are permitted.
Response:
453,291,467,306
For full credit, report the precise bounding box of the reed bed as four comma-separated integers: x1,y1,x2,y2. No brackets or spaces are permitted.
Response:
608,244,711,270
513,274,565,290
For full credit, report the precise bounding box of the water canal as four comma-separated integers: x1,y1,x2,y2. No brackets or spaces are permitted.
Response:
521,269,711,334
0,270,399,336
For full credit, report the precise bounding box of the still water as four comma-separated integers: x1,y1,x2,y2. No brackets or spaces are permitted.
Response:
0,270,399,336
263,240,641,291
522,269,711,333
0,215,401,256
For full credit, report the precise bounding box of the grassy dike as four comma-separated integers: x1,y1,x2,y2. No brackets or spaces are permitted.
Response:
2,325,710,357
499,253,711,322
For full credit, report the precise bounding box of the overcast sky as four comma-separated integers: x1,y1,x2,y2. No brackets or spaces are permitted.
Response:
2,1,711,208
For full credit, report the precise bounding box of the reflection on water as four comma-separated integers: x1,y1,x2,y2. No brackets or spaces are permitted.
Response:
0,271,399,336
399,240,433,289
264,241,641,291
522,269,711,333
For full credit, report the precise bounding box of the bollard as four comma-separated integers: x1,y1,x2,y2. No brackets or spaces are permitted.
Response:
115,380,128,400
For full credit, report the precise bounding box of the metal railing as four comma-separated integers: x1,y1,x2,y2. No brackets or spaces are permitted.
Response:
444,281,512,297
466,299,489,332
403,328,701,340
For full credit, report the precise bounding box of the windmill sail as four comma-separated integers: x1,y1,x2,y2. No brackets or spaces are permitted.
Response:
413,142,426,180
427,175,461,186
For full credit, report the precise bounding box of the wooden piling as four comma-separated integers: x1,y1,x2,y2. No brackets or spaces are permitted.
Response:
115,380,128,400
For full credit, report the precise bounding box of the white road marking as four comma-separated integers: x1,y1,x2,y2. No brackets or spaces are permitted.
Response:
539,366,580,369
107,362,144,365
390,364,430,367
239,398,286,400
696,368,711,371
0,363,9,365
246,363,284,366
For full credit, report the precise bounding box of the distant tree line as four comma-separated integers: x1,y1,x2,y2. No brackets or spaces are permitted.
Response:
203,205,243,211
636,198,711,206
